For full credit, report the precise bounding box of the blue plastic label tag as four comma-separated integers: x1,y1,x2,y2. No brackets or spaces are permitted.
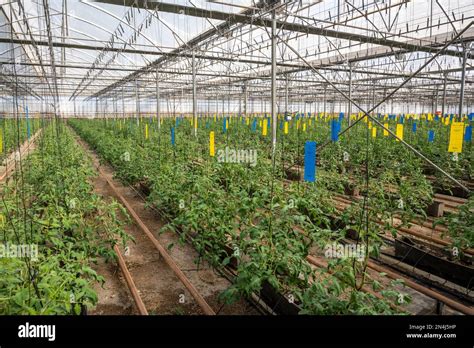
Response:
428,130,435,142
304,141,317,182
465,125,472,142
331,120,340,142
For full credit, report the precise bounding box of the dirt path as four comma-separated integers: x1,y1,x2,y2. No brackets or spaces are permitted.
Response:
73,132,258,315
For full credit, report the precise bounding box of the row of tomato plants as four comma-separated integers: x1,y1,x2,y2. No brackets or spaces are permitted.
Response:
70,117,415,314
76,115,473,251
1,121,130,314
0,118,42,162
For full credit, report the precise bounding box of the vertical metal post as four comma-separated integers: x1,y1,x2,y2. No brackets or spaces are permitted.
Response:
442,73,447,116
239,90,242,115
114,92,117,120
192,51,197,136
337,0,340,21
459,47,468,118
348,63,352,125
156,67,160,129
271,9,277,154
429,0,433,38
243,82,248,115
323,85,327,115
372,80,376,115
61,0,67,77
122,87,125,119
285,75,289,112
135,79,140,122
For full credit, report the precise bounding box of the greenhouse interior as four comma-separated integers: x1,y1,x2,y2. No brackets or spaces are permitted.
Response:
0,0,473,332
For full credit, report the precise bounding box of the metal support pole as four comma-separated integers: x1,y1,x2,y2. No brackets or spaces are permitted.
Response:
60,0,67,77
285,75,289,112
442,73,447,116
372,80,376,115
239,91,242,115
135,79,140,122
323,85,327,115
156,67,160,129
348,63,352,125
271,9,277,154
459,47,468,118
192,51,197,136
122,87,125,119
243,82,248,115
114,92,117,120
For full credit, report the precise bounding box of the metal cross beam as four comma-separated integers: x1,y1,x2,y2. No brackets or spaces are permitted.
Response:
89,0,472,99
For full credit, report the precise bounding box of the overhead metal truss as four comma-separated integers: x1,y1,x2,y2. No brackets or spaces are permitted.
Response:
0,0,472,116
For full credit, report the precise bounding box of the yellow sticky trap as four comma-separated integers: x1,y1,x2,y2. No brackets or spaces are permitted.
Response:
448,122,464,153
259,120,262,128
0,214,4,228
194,117,198,130
145,124,149,139
297,120,300,130
383,123,389,136
209,131,215,157
368,121,372,129
309,119,312,126
284,122,288,134
303,123,306,132
372,127,377,138
396,124,403,141
0,129,3,153
246,118,250,125
262,120,267,136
